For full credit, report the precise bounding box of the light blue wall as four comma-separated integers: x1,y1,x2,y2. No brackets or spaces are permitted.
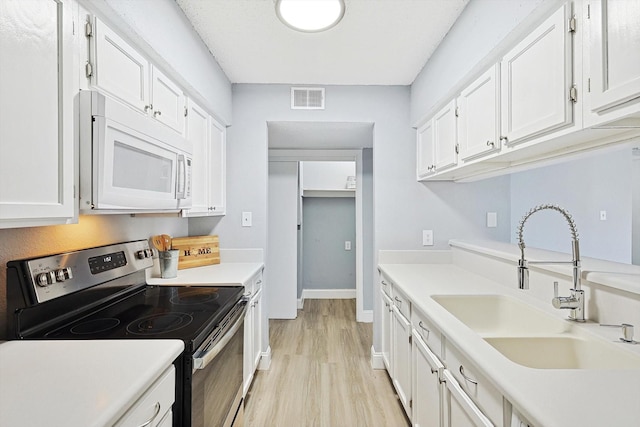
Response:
362,148,374,310
510,148,634,264
302,198,356,293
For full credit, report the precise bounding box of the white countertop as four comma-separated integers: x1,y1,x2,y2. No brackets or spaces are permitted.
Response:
0,339,184,427
378,262,640,427
146,261,264,286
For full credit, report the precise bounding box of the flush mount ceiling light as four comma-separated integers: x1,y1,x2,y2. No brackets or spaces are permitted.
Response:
276,0,346,33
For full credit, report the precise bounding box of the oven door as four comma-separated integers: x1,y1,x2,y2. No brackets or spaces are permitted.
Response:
191,300,247,427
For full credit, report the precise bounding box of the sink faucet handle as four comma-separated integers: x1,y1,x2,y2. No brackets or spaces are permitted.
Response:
600,323,637,344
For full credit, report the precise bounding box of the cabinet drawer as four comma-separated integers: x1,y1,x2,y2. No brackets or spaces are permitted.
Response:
391,285,410,320
115,366,175,427
411,307,443,360
380,273,392,297
445,342,503,426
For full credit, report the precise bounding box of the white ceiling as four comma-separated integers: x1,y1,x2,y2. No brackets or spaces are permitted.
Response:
175,0,469,85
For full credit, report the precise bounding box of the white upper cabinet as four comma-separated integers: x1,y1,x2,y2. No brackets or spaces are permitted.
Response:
89,16,185,134
586,0,640,116
457,65,501,161
185,99,210,215
208,118,227,215
151,66,186,134
500,2,575,146
416,120,436,179
433,100,458,171
91,17,150,113
0,0,76,228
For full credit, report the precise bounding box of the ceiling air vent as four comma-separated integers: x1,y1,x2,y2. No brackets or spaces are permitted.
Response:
291,87,325,110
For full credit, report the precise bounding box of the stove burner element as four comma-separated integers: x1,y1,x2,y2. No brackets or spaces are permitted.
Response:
127,312,194,335
69,318,121,335
169,288,219,305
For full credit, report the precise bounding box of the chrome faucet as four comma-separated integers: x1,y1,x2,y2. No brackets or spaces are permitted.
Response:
516,204,585,322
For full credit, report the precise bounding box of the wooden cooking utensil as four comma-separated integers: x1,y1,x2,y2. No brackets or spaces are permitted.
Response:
161,234,172,251
150,235,164,252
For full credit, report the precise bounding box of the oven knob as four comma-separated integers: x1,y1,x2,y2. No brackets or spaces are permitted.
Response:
36,272,55,287
136,250,146,259
55,267,73,282
145,249,154,258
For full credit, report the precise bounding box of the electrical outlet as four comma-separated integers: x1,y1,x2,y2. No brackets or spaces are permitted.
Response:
600,210,607,221
345,241,352,251
242,212,252,227
423,230,434,246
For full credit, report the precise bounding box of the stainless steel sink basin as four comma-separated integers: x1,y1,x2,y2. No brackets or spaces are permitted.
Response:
484,336,640,369
431,294,640,370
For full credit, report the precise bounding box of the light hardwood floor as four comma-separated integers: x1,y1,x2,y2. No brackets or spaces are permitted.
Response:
244,299,410,427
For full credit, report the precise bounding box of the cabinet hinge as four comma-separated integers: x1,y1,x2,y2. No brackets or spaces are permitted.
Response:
184,106,188,117
85,21,93,38
568,16,577,33
409,399,413,409
587,4,591,19
85,62,93,78
569,85,578,103
454,106,459,117
409,335,412,345
455,143,460,154
587,78,591,93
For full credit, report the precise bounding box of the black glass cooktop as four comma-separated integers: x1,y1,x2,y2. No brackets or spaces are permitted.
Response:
40,285,243,347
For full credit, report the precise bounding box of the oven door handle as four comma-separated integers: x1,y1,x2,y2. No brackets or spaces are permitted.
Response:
193,303,247,371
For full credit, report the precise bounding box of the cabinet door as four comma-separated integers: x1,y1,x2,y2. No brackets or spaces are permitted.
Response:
92,16,150,112
433,100,458,171
392,307,412,419
443,370,493,427
243,298,253,397
588,0,640,113
0,0,75,228
417,120,435,178
184,100,210,216
151,66,186,134
500,3,573,145
458,65,501,161
252,288,263,370
381,291,393,372
208,118,226,215
413,332,444,427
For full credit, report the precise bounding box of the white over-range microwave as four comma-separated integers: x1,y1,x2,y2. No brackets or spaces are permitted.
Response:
79,90,192,212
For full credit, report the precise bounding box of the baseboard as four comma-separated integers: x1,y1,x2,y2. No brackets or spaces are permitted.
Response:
297,298,304,309
357,309,373,323
301,289,356,299
258,346,272,370
370,345,385,370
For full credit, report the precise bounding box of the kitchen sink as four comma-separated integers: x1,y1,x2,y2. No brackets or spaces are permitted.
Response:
484,336,640,369
431,294,569,335
431,294,640,370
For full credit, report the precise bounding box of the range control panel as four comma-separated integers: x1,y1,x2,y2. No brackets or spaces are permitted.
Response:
24,240,153,304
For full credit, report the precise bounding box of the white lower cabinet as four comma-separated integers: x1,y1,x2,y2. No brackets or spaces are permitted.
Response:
115,366,175,427
392,304,412,418
443,370,493,427
243,269,264,396
413,331,444,427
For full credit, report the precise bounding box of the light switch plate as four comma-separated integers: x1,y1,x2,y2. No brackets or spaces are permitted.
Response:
242,212,252,227
423,230,434,246
345,241,352,251
487,212,498,228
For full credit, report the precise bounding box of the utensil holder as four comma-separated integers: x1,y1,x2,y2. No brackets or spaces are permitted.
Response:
159,250,179,279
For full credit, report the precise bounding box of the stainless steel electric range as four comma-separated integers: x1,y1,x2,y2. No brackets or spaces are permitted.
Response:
6,240,246,427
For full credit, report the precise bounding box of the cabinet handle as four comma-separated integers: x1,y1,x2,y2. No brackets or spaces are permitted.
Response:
144,104,152,112
154,110,162,117
137,402,161,427
384,302,390,308
499,135,508,143
381,280,388,286
256,279,262,285
459,365,478,385
394,297,402,306
430,367,438,374
486,140,495,147
418,321,430,340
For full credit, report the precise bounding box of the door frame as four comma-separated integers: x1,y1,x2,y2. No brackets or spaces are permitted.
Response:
268,149,368,322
